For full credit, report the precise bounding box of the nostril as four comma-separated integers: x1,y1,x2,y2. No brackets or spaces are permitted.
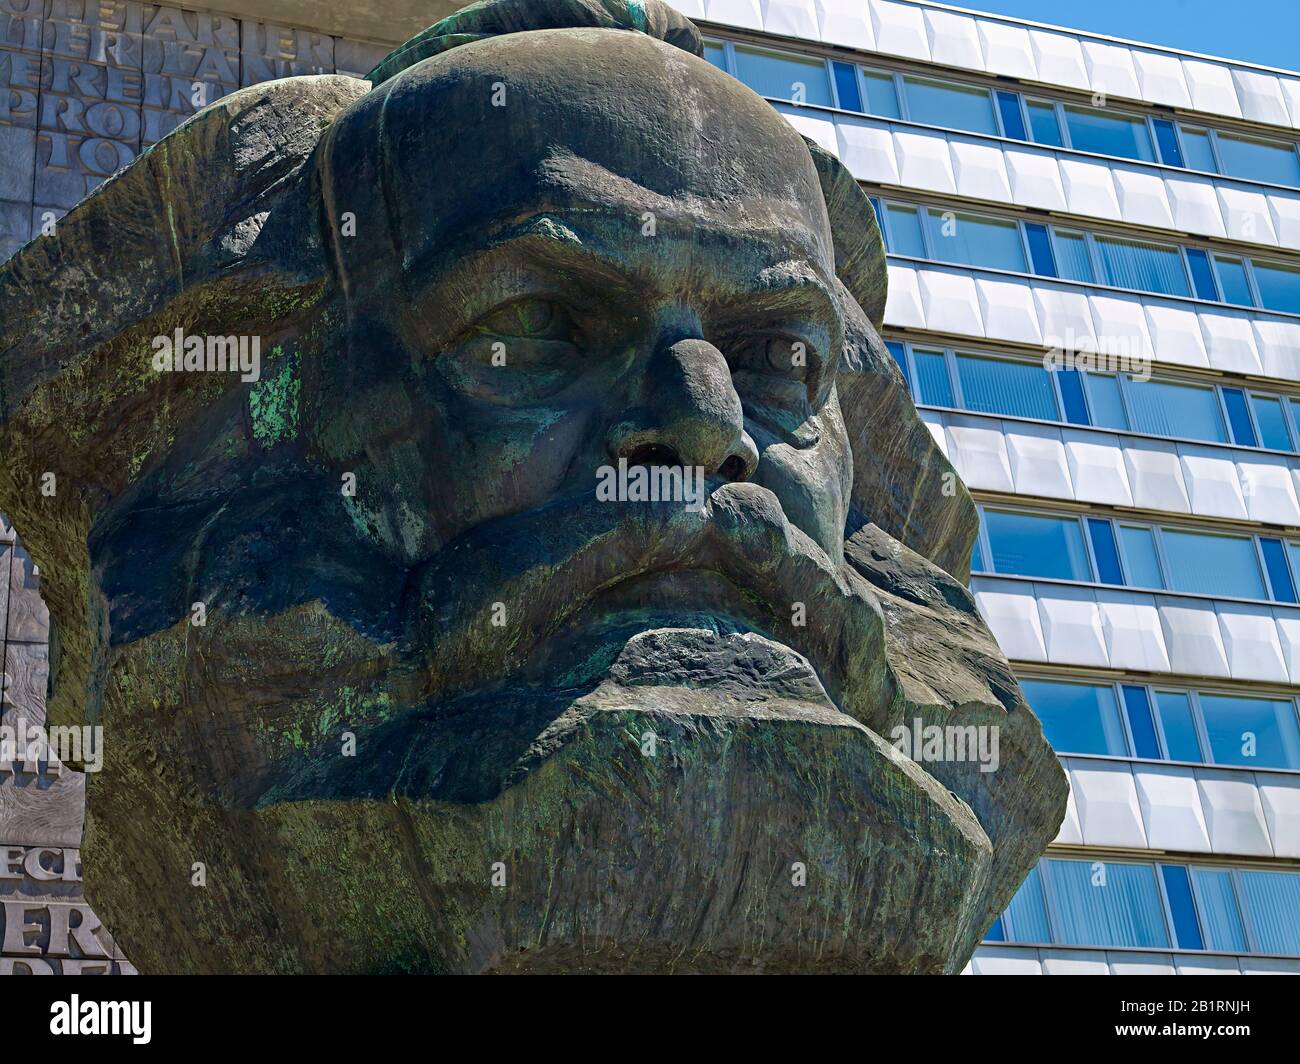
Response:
718,455,748,482
625,442,682,468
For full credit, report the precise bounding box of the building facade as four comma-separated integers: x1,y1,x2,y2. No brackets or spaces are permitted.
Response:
3,0,1300,975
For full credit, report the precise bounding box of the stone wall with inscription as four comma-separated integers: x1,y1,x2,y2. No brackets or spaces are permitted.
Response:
0,0,391,259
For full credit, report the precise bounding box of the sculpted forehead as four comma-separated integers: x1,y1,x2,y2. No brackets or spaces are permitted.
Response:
333,28,834,284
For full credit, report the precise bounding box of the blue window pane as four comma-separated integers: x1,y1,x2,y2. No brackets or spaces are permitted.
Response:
1155,691,1202,762
1185,248,1220,301
861,69,899,118
1119,525,1164,589
1096,236,1191,297
1191,868,1247,952
1064,105,1155,162
1152,119,1184,167
1237,871,1300,954
1199,694,1300,770
1051,231,1094,282
925,210,1027,272
1180,127,1217,172
1126,378,1226,443
1159,866,1204,950
884,340,910,392
1260,538,1296,603
1021,678,1127,756
884,203,925,257
996,90,1026,140
1087,518,1123,585
971,535,985,574
984,915,1006,942
1215,255,1254,306
1003,864,1051,943
703,41,727,71
903,76,997,135
831,61,861,112
913,350,953,406
1287,542,1300,593
733,46,833,106
1216,133,1300,187
1222,388,1258,447
1024,222,1056,276
1057,366,1090,425
985,510,1091,581
1083,374,1127,430
1161,528,1266,599
954,353,1058,420
1251,395,1293,451
869,196,885,236
1026,99,1062,146
1122,686,1162,760
1253,259,1300,314
1045,859,1170,949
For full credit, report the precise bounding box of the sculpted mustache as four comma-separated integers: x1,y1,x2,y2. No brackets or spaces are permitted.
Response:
404,481,894,729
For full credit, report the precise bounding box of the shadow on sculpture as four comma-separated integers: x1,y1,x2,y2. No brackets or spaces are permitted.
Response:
0,0,1066,973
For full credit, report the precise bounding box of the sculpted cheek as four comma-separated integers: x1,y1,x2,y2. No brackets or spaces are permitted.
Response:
750,417,848,561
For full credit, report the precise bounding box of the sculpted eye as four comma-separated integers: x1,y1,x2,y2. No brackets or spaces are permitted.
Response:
474,298,577,343
722,334,813,382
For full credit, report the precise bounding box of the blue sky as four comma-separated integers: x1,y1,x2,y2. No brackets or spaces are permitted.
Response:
951,0,1300,71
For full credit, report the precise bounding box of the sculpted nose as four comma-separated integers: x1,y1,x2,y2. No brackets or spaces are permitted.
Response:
608,338,758,481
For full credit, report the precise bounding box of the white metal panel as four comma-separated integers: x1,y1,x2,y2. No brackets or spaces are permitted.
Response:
1270,606,1300,684
1110,166,1174,231
1282,77,1300,130
1133,763,1212,853
775,105,839,157
949,138,1011,202
1062,428,1134,506
1079,40,1142,100
973,577,1048,662
1058,157,1121,220
761,0,820,39
1036,584,1109,667
917,265,985,337
1095,590,1171,672
1033,285,1096,355
1175,955,1240,975
1217,185,1279,247
1199,309,1263,375
1196,769,1275,856
1237,455,1300,526
1028,30,1090,91
1088,291,1154,361
891,128,956,193
1122,438,1190,513
1003,421,1072,499
1070,760,1148,849
1158,597,1230,678
919,410,948,455
1252,318,1300,380
945,413,1014,491
1240,957,1300,974
1257,773,1300,859
1231,68,1291,126
1216,602,1289,683
884,263,926,328
922,9,984,69
813,0,876,50
1131,50,1191,108
1056,774,1083,844
1041,950,1109,975
1108,952,1176,975
868,0,930,61
1180,59,1242,118
1267,193,1300,252
834,116,899,184
1004,147,1067,211
974,275,1043,345
1144,301,1211,368
976,20,1036,80
1177,445,1248,521
970,947,1043,975
1163,173,1229,240
704,0,765,31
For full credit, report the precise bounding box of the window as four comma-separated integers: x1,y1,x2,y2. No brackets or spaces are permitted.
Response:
1180,126,1218,171
1152,118,1183,167
1003,864,1051,943
1216,133,1300,187
1252,395,1293,450
1161,529,1266,599
1118,525,1163,589
831,61,861,112
1082,373,1127,430
733,45,833,106
902,76,998,135
1237,871,1300,955
1023,222,1056,276
995,90,1026,140
1063,105,1155,162
1056,366,1089,424
1020,679,1127,756
924,210,1027,271
861,69,900,118
1121,685,1162,760
1191,868,1248,952
1051,230,1094,283
1095,236,1190,297
912,349,953,406
1155,690,1203,762
883,203,925,257
703,40,727,71
1161,866,1204,950
1025,98,1062,146
1214,255,1254,305
884,340,910,392
1259,538,1297,603
1045,859,1170,949
1124,378,1226,443
1222,388,1257,446
1087,518,1123,584
1198,694,1300,770
1253,259,1300,315
1185,248,1220,301
984,510,1091,580
954,353,1058,420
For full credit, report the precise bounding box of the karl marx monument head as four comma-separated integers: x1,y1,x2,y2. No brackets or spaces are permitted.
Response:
0,0,1066,973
